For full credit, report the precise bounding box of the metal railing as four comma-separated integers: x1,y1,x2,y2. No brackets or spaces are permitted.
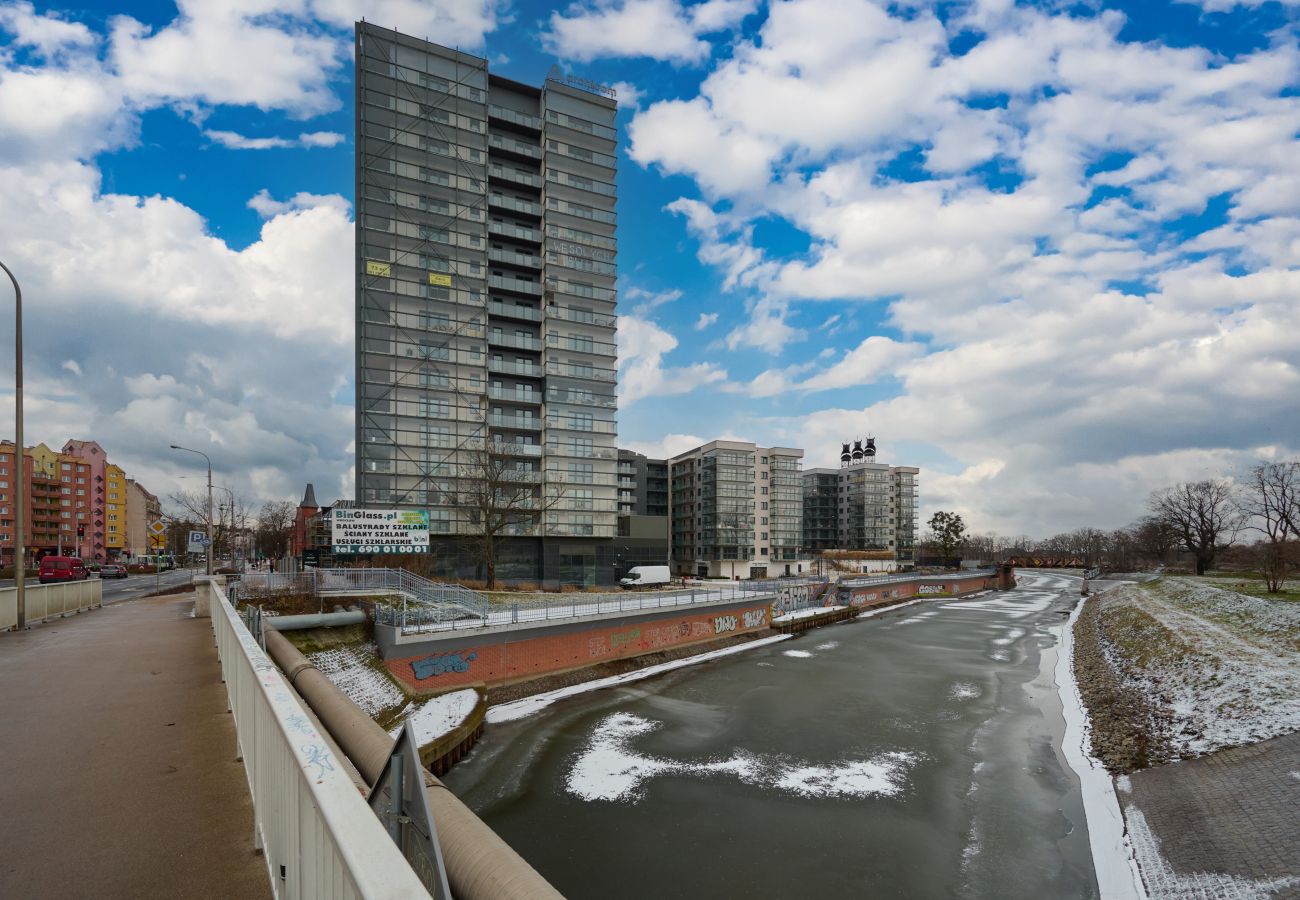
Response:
838,568,995,588
1,579,103,630
209,580,429,899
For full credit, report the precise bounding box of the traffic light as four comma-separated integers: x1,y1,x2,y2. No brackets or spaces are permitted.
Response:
77,525,85,538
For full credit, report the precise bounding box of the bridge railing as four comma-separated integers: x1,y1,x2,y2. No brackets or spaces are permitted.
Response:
0,580,102,630
207,578,429,899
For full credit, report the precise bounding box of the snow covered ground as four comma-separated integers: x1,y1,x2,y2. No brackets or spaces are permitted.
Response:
1100,578,1300,757
772,605,845,623
309,644,405,717
388,689,479,746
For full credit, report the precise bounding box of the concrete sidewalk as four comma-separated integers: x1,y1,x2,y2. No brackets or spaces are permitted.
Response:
0,594,271,899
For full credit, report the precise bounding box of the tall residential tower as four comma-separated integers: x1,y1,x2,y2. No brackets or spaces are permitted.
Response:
354,24,619,582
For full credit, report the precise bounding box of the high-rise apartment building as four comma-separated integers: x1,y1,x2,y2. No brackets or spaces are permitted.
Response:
617,449,668,517
803,438,919,569
354,24,619,581
669,440,806,579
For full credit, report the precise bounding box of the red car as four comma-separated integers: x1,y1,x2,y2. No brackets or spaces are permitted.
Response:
38,556,90,584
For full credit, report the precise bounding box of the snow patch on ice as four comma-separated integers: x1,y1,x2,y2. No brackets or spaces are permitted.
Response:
950,683,981,701
388,689,478,745
815,641,839,650
857,599,926,620
564,712,918,804
772,605,845,623
992,627,1025,646
990,650,1011,662
310,645,404,717
487,634,791,723
782,649,814,658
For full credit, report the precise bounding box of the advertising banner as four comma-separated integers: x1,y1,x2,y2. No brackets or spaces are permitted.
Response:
331,508,430,555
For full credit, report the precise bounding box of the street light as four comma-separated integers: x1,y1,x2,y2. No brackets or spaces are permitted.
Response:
1,259,23,628
169,444,212,575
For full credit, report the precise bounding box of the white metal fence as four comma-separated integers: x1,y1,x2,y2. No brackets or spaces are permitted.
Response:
0,580,102,630
209,580,430,900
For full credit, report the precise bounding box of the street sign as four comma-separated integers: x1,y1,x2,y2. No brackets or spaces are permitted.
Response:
149,534,166,550
187,530,209,553
330,508,429,556
148,520,166,536
368,724,452,899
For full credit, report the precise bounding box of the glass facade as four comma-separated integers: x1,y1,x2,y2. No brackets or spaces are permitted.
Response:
801,463,920,560
355,25,618,540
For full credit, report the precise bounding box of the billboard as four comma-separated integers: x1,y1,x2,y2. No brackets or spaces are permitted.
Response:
331,508,430,555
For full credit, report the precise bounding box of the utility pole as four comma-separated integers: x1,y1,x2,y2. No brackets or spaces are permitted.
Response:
169,444,213,575
1,259,24,629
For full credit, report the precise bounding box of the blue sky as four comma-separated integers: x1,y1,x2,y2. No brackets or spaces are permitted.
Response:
0,0,1297,536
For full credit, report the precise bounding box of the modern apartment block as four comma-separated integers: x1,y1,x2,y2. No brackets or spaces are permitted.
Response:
803,438,919,570
354,24,620,582
617,449,668,517
669,440,807,579
0,439,157,566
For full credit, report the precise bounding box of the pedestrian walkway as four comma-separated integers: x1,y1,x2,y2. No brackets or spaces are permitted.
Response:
1124,730,1300,899
0,594,271,899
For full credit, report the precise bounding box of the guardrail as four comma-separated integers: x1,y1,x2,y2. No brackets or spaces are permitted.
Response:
207,579,430,900
1,580,102,630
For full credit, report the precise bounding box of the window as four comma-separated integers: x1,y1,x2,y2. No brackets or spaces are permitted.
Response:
571,489,593,510
568,463,594,484
761,487,768,495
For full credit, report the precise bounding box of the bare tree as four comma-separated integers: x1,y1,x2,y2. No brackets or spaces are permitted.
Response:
444,444,566,589
1132,515,1179,566
1149,480,1241,576
167,485,252,563
1238,461,1300,592
255,500,297,561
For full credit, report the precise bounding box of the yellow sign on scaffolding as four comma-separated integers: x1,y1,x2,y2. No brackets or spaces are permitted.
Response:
428,273,452,287
366,260,392,277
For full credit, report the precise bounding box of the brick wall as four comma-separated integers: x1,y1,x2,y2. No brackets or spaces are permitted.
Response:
385,601,774,692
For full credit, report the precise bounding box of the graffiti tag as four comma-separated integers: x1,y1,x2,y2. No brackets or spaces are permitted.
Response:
918,585,946,595
411,650,478,679
743,608,767,628
714,615,738,634
611,628,641,650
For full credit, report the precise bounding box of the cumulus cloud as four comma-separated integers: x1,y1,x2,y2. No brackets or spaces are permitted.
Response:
695,312,718,329
618,315,727,404
627,0,1300,532
545,0,757,65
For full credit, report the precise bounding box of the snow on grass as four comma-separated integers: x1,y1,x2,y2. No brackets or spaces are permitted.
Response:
487,634,791,724
309,645,404,717
564,711,917,804
388,689,478,745
782,649,814,658
1124,805,1299,900
772,605,845,623
1103,578,1300,757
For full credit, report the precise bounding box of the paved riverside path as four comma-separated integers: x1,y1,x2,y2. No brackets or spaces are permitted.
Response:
0,593,271,900
1124,730,1300,899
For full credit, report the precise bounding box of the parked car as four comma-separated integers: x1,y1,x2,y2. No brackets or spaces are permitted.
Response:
38,556,90,584
99,564,128,579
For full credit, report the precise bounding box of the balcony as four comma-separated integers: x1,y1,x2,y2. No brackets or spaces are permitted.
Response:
551,305,616,328
545,359,617,382
547,388,616,409
545,470,617,486
488,220,542,243
546,415,617,434
489,165,542,189
488,331,541,351
491,441,543,457
488,133,542,160
488,413,542,431
546,279,616,302
488,248,542,269
489,194,542,217
546,444,617,460
489,300,542,322
545,333,617,358
487,359,543,378
487,387,542,404
488,105,542,131
489,274,542,296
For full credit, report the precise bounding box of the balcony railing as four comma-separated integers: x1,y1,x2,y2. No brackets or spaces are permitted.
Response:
488,359,542,377
487,332,541,351
488,220,542,243
489,166,543,189
546,416,617,434
487,387,542,404
489,194,542,217
488,248,542,269
491,442,543,457
488,104,542,130
489,274,542,296
545,360,617,382
489,300,542,322
488,133,542,159
488,413,543,431
545,334,617,357
547,389,616,409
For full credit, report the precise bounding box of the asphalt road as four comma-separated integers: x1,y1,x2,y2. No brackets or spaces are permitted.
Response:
0,568,199,603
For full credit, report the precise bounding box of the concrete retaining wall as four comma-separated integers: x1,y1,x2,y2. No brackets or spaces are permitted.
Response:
379,597,775,692
841,573,994,608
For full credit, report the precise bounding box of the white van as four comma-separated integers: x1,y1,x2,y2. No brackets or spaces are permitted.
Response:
619,565,671,589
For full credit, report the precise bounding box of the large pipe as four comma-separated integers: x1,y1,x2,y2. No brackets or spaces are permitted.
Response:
265,610,366,631
264,628,563,900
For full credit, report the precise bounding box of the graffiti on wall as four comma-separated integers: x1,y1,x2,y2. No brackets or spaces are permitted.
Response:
771,584,811,617
714,614,738,634
743,608,767,628
411,650,478,679
918,584,947,595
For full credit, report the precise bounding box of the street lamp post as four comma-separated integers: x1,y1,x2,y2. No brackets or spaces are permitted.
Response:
169,444,212,575
1,259,24,629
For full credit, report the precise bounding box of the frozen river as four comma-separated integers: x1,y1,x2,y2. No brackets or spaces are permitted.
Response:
444,572,1099,899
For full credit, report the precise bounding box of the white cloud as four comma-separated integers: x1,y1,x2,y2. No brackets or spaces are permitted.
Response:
624,286,682,316
617,314,727,404
798,336,925,393
545,0,757,65
205,129,345,149
60,359,82,377
247,188,351,219
609,80,644,109
695,312,718,330
621,433,709,460
0,2,96,58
